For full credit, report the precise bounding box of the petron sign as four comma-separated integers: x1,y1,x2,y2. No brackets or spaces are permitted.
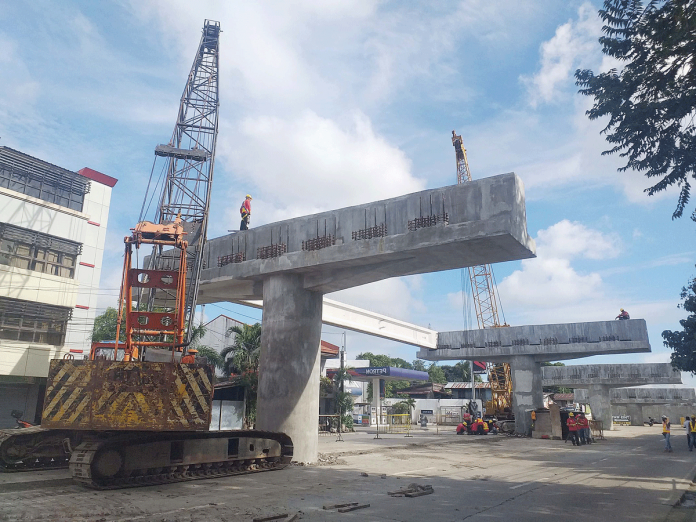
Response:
356,367,390,377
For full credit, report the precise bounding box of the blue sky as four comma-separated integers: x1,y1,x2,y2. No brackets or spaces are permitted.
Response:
0,1,692,383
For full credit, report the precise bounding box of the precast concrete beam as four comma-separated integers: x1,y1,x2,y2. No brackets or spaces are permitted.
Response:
256,273,323,463
418,320,650,362
541,363,681,388
574,387,695,404
234,297,438,349
198,173,535,300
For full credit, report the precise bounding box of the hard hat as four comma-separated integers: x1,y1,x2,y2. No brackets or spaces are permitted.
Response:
662,415,667,420
245,194,252,199
187,347,198,353
569,412,574,417
620,308,624,311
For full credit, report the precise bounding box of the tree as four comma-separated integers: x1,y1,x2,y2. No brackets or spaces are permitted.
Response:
91,307,123,343
412,359,427,372
664,268,696,372
427,363,447,384
575,0,696,220
441,361,472,382
220,323,262,427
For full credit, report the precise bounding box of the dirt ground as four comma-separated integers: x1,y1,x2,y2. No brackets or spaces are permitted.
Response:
2,425,696,522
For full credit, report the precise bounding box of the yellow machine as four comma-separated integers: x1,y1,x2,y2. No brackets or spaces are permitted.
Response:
452,131,513,420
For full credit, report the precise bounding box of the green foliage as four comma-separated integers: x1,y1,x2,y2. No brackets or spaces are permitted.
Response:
412,359,426,371
195,346,224,369
440,361,472,382
221,323,261,376
541,362,566,367
91,307,123,343
221,323,262,427
427,363,447,384
391,402,410,414
320,376,333,397
575,0,696,220
664,268,696,373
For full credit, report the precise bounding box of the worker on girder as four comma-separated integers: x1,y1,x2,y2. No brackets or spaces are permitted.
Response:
240,194,252,230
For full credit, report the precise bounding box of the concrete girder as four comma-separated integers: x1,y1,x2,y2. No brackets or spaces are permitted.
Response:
418,320,650,363
198,173,535,300
542,363,681,430
230,297,438,349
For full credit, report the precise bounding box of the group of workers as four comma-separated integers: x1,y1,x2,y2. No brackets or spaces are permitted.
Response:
566,412,592,446
456,417,499,436
662,414,696,453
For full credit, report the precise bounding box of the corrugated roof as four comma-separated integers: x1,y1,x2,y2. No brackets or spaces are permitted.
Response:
552,393,575,401
444,382,491,389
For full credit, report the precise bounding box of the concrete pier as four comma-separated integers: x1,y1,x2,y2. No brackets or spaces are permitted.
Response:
542,363,681,430
194,173,536,461
418,320,651,433
256,274,323,463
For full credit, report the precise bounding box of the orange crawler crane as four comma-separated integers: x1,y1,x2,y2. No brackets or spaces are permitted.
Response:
0,20,293,485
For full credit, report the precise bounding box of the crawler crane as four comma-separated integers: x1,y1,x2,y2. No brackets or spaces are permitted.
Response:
0,20,293,486
451,131,513,422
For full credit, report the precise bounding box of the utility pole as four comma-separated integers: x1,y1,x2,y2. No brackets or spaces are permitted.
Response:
337,332,346,442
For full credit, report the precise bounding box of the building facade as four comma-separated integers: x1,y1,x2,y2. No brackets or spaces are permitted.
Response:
0,147,115,428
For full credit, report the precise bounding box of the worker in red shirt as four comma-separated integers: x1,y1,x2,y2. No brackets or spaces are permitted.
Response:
181,347,198,364
566,413,579,446
456,421,467,435
240,194,252,230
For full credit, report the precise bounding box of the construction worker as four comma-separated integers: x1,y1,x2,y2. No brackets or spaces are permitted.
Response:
688,416,696,451
456,421,467,435
616,308,630,320
566,413,579,446
577,413,588,445
240,194,252,231
662,415,672,452
181,347,198,364
579,413,591,444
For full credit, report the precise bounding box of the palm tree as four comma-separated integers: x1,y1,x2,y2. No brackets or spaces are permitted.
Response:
220,323,261,376
220,323,262,428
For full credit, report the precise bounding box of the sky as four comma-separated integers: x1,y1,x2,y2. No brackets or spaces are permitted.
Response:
0,1,693,385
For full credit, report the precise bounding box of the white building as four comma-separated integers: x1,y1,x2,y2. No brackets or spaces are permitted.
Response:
0,147,115,428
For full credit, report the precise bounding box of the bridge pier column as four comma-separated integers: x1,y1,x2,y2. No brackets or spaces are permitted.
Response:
256,273,323,463
509,356,543,435
626,403,643,426
588,384,613,431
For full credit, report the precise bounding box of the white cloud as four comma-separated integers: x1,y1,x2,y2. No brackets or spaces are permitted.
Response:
221,110,423,224
521,2,601,107
497,220,621,319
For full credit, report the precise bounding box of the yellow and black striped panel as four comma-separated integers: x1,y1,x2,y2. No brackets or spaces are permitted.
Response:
42,360,214,432
42,360,93,429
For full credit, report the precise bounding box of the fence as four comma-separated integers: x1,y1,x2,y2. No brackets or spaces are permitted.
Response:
318,414,341,436
373,414,412,436
437,406,466,426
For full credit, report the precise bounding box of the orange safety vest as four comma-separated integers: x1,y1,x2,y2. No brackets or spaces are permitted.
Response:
663,421,670,434
690,421,696,433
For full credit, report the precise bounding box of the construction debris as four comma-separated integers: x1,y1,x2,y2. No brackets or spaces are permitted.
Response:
361,472,368,477
252,514,289,522
388,483,434,497
323,502,358,510
337,503,370,513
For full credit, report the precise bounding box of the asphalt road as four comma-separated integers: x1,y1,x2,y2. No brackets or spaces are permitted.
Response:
1,425,695,521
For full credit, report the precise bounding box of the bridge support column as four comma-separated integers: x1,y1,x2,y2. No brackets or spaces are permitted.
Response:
626,403,644,426
588,384,613,431
256,273,323,463
509,356,543,435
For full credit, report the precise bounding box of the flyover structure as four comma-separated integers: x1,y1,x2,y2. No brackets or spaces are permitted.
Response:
542,363,682,430
198,173,535,462
418,320,652,434
574,387,695,426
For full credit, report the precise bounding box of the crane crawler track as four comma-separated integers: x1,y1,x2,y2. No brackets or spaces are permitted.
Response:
69,429,293,489
0,427,72,472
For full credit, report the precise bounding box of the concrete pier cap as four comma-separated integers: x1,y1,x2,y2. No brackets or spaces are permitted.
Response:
197,173,536,462
542,363,681,431
418,320,651,434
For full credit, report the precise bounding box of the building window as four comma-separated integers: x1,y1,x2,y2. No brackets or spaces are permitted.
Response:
0,297,71,346
0,223,82,279
0,147,90,212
